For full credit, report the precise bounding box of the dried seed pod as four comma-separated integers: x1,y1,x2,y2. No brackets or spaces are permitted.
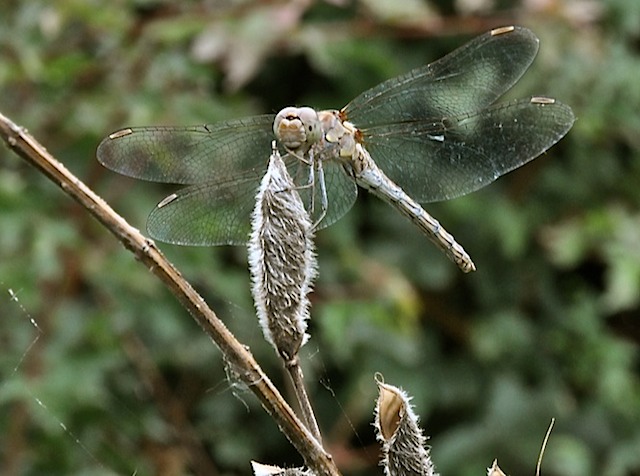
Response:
251,461,313,476
487,459,507,476
248,143,317,363
374,376,438,476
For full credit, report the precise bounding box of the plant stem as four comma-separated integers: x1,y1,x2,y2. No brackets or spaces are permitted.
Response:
0,110,340,476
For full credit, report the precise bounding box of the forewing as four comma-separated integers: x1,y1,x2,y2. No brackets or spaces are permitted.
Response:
97,115,275,184
343,26,539,126
360,98,575,202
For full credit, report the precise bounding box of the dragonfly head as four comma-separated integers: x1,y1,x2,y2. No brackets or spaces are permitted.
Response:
274,107,322,151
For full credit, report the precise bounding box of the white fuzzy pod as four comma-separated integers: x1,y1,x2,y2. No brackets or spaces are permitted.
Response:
375,379,438,476
248,144,317,362
251,461,313,476
487,460,507,476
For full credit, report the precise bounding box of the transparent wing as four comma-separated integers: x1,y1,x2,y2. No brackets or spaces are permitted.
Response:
146,153,358,245
343,26,539,126
96,115,275,184
359,98,575,202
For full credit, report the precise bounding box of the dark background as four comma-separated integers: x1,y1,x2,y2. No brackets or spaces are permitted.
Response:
1,0,639,475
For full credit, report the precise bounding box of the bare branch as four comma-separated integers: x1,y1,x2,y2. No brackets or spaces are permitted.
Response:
0,110,339,476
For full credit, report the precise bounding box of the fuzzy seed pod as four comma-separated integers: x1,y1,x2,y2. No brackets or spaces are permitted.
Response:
487,459,507,476
251,461,313,476
374,377,438,476
248,143,317,363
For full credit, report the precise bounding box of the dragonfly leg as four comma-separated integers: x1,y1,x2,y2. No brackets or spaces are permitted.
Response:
285,146,312,166
278,147,321,220
283,146,316,193
310,159,328,230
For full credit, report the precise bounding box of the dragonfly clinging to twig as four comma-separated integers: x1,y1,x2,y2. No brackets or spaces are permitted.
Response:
97,26,574,272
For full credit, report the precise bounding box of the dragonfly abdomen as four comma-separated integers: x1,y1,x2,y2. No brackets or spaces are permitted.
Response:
351,144,476,273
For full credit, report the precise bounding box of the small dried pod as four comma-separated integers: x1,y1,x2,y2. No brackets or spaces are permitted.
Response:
487,459,507,476
374,375,437,476
251,461,314,476
248,142,317,363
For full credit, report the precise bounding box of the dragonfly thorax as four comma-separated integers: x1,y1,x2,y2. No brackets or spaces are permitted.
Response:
273,106,322,151
318,110,357,159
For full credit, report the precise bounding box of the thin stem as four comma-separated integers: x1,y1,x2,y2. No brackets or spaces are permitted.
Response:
0,111,340,476
286,358,322,443
536,418,555,476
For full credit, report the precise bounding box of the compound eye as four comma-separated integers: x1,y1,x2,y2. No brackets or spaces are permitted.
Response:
297,107,321,142
274,107,296,129
273,106,321,149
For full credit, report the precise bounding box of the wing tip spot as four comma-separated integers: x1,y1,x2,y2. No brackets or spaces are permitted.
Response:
490,26,515,36
530,96,556,105
109,128,134,140
157,193,179,208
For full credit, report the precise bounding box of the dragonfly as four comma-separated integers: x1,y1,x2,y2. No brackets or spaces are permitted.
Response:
97,25,574,273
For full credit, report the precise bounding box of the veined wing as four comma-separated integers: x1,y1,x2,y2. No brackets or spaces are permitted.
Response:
96,115,275,184
146,152,358,245
358,98,575,202
343,26,539,126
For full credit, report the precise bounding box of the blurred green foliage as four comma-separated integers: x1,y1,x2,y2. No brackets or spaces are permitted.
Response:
1,0,639,475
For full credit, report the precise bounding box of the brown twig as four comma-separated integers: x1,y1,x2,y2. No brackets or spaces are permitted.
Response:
0,110,340,476
286,360,322,443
